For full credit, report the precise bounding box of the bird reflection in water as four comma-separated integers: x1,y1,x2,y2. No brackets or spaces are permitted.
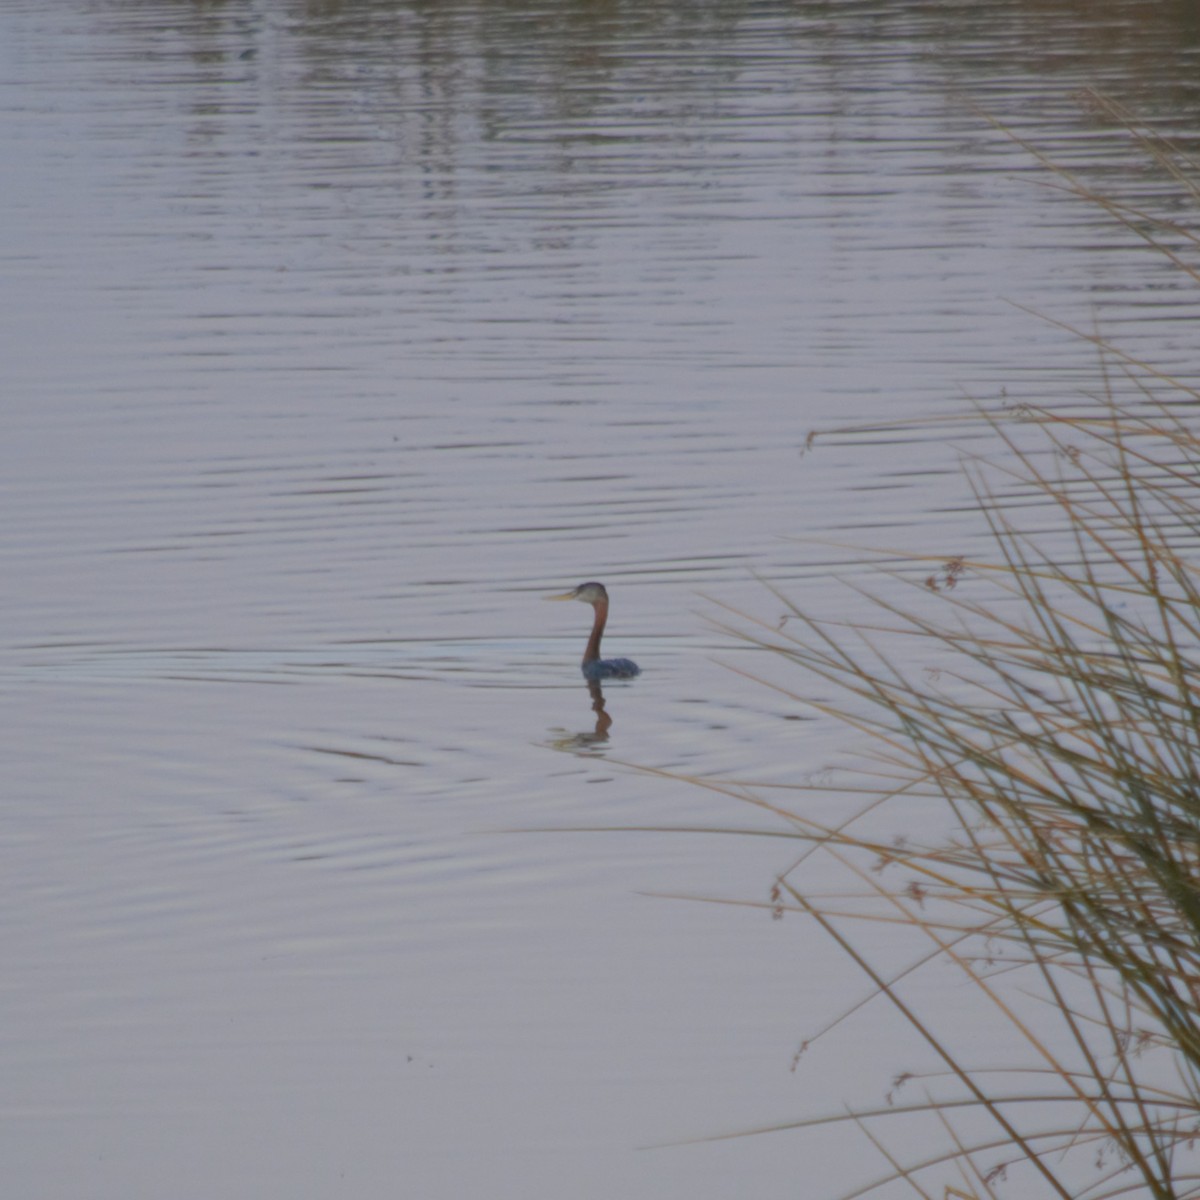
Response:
547,679,614,752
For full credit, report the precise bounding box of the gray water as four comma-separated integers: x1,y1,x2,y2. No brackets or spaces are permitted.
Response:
4,3,1200,1198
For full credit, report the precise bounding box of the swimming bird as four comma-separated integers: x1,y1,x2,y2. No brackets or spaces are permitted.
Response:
545,581,641,680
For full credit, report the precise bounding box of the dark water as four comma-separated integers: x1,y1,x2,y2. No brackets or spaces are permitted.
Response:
3,2,1200,1197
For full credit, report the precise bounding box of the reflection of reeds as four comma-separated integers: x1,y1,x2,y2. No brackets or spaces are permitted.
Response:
698,105,1200,1197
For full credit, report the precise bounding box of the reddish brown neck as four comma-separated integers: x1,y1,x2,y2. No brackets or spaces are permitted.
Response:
583,598,609,665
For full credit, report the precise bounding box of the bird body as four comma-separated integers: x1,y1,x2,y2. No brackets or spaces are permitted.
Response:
582,655,640,681
546,581,641,679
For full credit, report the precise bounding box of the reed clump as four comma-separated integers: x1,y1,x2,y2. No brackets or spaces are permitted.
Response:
706,99,1200,1198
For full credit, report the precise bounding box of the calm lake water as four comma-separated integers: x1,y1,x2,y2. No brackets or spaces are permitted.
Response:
4,2,1200,1197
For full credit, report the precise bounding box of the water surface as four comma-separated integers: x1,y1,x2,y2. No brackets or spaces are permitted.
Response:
3,2,1200,1197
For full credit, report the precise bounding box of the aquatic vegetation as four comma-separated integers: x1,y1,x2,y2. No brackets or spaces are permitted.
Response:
694,98,1200,1198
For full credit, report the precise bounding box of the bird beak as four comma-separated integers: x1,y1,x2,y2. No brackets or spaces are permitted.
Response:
544,590,577,601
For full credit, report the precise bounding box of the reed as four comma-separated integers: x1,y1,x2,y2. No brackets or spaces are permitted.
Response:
698,99,1200,1198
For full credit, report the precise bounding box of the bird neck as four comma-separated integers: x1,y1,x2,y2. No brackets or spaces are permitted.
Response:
583,599,609,665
